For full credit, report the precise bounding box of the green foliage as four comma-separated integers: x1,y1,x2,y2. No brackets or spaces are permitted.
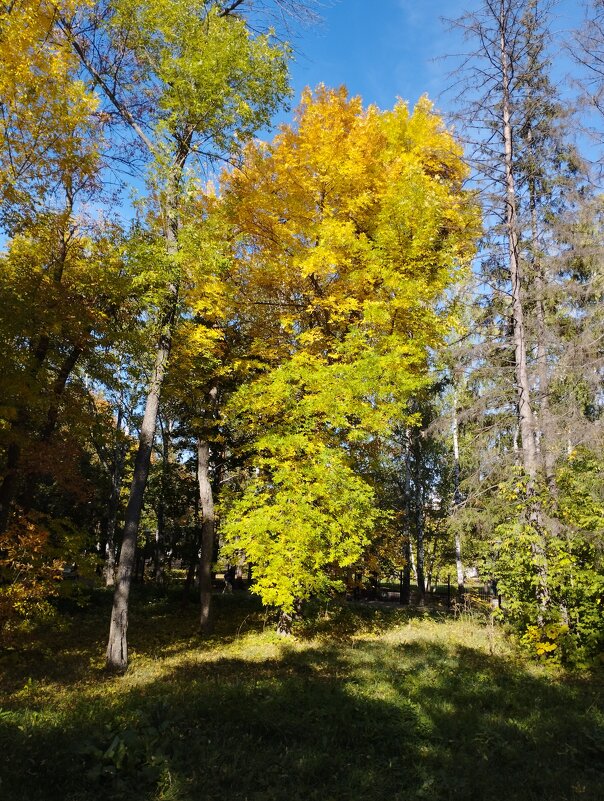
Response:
491,454,604,666
110,0,291,155
79,700,182,790
222,438,381,612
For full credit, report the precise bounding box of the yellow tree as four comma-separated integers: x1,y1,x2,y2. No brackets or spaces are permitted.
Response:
0,1,98,220
219,86,480,621
0,0,109,532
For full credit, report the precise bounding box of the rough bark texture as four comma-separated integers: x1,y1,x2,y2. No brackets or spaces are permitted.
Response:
106,323,174,670
197,437,216,635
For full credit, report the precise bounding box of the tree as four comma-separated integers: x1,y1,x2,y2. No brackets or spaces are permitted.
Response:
0,209,135,529
0,0,98,225
448,1,570,617
445,0,604,658
218,86,479,620
0,0,107,534
56,0,292,669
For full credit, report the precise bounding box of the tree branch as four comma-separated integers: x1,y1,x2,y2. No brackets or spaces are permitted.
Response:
57,17,156,155
218,0,246,17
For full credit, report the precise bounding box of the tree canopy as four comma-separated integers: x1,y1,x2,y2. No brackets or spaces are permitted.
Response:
0,0,603,669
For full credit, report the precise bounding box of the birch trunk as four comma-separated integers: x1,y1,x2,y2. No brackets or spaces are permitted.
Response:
452,402,465,591
197,437,216,634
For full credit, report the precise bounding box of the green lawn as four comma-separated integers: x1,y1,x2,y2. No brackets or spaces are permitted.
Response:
1,590,602,801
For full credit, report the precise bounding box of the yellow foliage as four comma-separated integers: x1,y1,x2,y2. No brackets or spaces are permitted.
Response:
0,514,61,636
216,87,479,612
521,623,570,659
0,1,98,203
222,85,479,365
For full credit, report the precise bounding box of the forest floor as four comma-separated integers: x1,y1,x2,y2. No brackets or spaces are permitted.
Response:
0,588,603,801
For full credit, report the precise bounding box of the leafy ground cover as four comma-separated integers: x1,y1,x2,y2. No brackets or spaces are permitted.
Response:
0,590,602,801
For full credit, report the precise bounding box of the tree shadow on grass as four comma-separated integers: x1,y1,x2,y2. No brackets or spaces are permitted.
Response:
343,640,604,801
0,595,435,692
0,591,269,691
1,630,602,801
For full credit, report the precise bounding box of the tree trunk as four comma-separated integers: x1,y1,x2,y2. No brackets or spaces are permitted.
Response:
513,419,521,466
277,597,302,635
40,343,85,440
197,436,216,635
105,407,126,587
499,1,549,614
154,523,165,586
529,169,556,490
106,140,186,669
500,11,538,482
451,401,465,591
154,420,172,586
106,293,176,670
409,534,416,580
426,536,439,594
415,443,426,606
400,432,413,605
401,537,412,605
182,552,198,603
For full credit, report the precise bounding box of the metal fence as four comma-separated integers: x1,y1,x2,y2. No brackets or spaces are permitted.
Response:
375,575,502,610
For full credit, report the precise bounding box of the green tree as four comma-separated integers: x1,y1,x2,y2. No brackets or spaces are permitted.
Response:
57,0,292,668
446,0,604,660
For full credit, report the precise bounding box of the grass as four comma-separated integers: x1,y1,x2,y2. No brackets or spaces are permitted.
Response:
0,588,603,801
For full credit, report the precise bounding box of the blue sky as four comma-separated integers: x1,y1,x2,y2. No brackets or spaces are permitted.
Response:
287,0,459,112
278,0,589,121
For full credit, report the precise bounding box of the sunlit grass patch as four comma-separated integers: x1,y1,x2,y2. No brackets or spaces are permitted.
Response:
0,591,602,801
